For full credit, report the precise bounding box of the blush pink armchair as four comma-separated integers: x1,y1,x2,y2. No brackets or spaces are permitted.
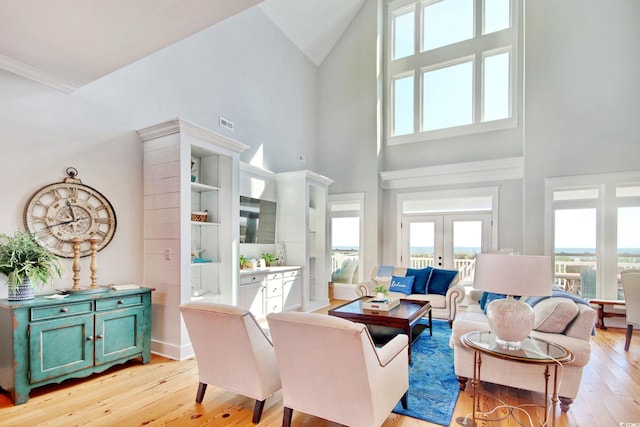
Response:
267,311,409,427
180,302,281,423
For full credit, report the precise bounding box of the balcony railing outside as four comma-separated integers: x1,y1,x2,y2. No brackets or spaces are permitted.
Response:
332,251,639,299
331,252,476,283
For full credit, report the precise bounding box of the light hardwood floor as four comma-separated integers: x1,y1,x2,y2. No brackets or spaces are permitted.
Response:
1,302,639,427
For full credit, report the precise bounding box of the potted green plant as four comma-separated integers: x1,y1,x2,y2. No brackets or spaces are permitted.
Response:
261,252,276,267
0,230,62,301
239,254,249,269
373,284,387,300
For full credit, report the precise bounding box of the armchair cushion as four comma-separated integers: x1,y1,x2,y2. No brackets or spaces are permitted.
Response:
427,268,459,296
406,267,432,294
389,275,414,295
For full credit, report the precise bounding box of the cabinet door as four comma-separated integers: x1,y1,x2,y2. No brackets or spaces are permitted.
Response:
95,307,144,365
283,276,302,311
29,314,94,383
240,283,265,319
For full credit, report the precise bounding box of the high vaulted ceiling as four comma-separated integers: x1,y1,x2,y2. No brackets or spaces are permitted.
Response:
0,0,365,92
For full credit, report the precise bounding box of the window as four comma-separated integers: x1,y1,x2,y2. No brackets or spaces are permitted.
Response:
547,175,640,300
329,194,365,284
386,0,519,144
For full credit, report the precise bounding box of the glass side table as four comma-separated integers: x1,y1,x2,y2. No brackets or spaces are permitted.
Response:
462,331,573,427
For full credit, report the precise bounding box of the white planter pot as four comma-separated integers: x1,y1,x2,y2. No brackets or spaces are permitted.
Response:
8,278,35,301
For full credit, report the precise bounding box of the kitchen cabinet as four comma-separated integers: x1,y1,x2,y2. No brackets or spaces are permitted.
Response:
239,267,301,319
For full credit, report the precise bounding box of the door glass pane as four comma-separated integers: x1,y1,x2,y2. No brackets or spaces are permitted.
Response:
618,206,640,300
330,217,360,283
393,75,414,135
423,61,473,131
423,0,473,51
483,51,510,122
483,0,510,35
393,9,415,60
452,220,482,282
554,208,597,298
410,222,435,269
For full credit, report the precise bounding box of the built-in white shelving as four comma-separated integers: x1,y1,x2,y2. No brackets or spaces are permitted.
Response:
138,118,247,360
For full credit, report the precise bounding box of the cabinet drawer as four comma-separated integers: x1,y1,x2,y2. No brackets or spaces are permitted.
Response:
266,273,282,281
95,295,143,311
267,281,282,297
282,270,299,279
266,297,282,314
240,273,264,285
31,302,93,321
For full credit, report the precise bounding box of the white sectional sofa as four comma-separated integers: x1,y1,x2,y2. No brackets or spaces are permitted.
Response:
356,266,466,326
450,289,597,411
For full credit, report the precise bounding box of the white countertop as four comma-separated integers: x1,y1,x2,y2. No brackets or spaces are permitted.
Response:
239,266,301,275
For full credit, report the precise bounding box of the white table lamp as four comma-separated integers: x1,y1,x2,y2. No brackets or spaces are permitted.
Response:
473,253,552,349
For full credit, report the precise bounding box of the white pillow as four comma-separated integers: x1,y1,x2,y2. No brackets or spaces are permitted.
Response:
533,298,579,333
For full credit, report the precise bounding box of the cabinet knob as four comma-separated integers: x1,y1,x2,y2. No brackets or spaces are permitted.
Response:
97,334,104,339
117,300,124,304
60,308,69,313
87,336,94,341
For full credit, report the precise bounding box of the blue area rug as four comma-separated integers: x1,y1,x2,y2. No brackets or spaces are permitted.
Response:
392,319,459,426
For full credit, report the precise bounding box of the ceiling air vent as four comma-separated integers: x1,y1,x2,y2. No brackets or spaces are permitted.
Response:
219,116,234,131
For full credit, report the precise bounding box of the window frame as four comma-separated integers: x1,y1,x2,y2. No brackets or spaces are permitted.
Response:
328,193,365,284
545,172,640,300
385,0,521,145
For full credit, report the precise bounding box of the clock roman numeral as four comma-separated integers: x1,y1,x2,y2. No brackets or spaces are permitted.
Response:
67,185,79,202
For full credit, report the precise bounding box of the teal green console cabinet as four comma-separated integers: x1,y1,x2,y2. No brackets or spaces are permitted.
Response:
0,288,152,404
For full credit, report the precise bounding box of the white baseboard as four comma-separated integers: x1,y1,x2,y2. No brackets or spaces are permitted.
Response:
151,339,194,361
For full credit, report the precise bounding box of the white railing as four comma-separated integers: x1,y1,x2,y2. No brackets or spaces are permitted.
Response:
330,253,476,283
332,251,638,300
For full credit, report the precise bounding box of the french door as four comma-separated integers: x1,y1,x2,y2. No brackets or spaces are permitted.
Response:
401,213,492,281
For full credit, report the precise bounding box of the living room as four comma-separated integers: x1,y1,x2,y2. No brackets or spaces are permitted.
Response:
0,0,639,425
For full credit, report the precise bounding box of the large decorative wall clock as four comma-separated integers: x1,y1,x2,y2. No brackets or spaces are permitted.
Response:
24,167,117,258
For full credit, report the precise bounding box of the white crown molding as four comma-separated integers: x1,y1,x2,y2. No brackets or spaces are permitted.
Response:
276,169,334,186
0,54,79,93
240,161,276,179
137,118,248,154
380,157,524,190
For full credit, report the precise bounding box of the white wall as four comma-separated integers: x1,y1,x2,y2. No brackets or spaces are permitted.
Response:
0,7,318,296
523,0,640,254
317,0,382,276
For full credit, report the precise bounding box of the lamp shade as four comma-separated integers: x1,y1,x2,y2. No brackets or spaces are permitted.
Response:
473,253,552,297
473,253,553,349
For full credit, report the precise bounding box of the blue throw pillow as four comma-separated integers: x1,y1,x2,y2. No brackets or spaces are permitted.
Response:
427,268,458,296
389,275,414,295
479,291,490,310
406,267,433,294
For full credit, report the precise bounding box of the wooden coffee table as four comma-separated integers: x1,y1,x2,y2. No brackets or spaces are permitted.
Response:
328,296,432,363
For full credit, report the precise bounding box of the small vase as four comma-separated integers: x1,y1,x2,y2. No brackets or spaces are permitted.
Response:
377,292,386,300
8,278,35,301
